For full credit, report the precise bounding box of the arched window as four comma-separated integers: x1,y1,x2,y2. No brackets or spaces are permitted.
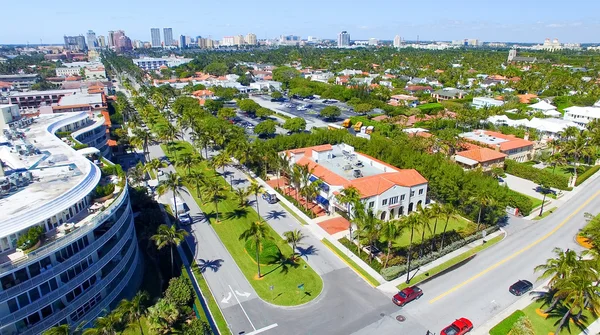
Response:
417,200,422,208
389,208,395,219
399,206,404,216
408,203,414,213
380,211,387,221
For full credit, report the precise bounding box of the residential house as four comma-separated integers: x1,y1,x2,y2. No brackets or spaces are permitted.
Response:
564,106,600,126
528,100,560,117
388,94,418,106
460,130,535,162
472,97,504,109
431,88,467,102
453,147,507,171
405,85,433,94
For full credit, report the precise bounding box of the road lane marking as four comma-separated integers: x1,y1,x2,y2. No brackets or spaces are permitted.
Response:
429,189,600,304
229,284,256,330
246,323,278,335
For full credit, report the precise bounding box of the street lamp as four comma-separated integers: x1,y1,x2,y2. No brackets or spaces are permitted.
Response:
229,175,234,191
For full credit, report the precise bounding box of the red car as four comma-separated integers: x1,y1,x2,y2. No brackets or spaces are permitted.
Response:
392,286,423,306
440,318,473,335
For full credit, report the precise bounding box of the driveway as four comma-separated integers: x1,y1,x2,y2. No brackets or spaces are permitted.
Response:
503,173,544,199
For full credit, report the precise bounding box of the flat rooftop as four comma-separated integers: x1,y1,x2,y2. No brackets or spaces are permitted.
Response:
0,113,91,223
57,93,103,106
460,131,509,146
318,146,386,181
9,89,79,97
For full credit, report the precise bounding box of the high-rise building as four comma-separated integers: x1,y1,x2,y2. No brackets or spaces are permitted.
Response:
163,28,174,47
179,35,186,48
185,36,192,47
150,28,161,47
233,35,245,46
368,38,378,46
116,35,132,52
221,36,235,46
86,30,97,50
64,35,87,52
97,36,106,48
338,31,350,47
107,31,115,48
0,110,141,334
393,35,401,48
246,33,257,45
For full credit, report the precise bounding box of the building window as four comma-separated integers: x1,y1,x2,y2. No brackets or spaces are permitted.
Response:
368,201,374,209
410,191,415,197
401,195,405,201
419,189,424,195
389,196,399,205
382,199,388,206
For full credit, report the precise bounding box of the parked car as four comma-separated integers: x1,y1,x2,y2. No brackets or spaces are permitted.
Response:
509,280,533,296
392,286,423,306
271,97,285,102
440,318,473,335
262,191,278,204
535,186,557,196
297,106,307,111
178,213,192,225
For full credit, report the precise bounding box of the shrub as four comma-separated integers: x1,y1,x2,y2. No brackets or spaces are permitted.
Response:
506,190,533,216
489,310,526,335
94,183,115,198
165,276,193,307
17,226,45,250
505,160,570,190
55,131,72,138
73,143,89,150
381,266,404,281
576,165,600,186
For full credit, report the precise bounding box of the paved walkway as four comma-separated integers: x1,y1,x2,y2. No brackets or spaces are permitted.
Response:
378,229,506,294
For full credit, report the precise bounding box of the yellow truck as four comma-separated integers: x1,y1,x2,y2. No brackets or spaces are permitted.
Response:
342,119,351,128
353,121,363,132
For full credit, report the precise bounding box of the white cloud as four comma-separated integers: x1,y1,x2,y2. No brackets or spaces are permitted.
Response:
546,23,566,28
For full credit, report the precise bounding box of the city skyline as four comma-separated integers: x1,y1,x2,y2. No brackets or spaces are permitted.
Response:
1,0,599,44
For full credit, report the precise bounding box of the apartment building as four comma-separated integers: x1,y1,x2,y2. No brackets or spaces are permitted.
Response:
460,130,535,162
284,144,428,221
0,75,39,91
0,112,140,334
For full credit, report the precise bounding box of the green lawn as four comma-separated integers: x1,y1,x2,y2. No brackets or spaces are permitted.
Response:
543,165,587,180
394,216,475,247
191,263,232,335
397,234,504,290
522,300,598,335
162,142,323,306
321,239,380,287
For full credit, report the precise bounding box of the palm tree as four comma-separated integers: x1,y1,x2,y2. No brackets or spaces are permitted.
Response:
470,193,491,231
381,220,405,268
546,151,568,174
147,299,180,335
248,182,265,217
211,151,232,175
202,179,227,222
283,229,306,260
336,186,362,239
356,209,382,263
404,213,421,283
440,204,459,251
151,224,189,277
130,128,153,160
144,158,167,179
564,134,593,184
157,172,185,221
176,152,198,175
185,171,206,202
234,187,251,207
276,154,292,190
535,247,579,289
417,205,433,258
82,310,121,335
428,203,444,252
43,325,70,335
239,221,271,277
551,274,600,334
117,291,149,335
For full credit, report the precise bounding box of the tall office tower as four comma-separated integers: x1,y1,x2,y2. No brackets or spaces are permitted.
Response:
246,33,257,45
86,30,97,50
117,35,133,52
179,35,186,48
163,28,174,47
107,31,115,48
221,36,235,46
184,36,192,47
150,28,161,47
112,30,125,48
393,35,401,48
337,31,350,47
97,36,106,48
0,110,141,335
233,35,245,46
368,38,378,46
63,35,87,52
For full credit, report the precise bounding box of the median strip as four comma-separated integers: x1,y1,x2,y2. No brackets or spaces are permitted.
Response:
321,238,380,287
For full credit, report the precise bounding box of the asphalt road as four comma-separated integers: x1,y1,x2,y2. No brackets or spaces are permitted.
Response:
119,79,600,335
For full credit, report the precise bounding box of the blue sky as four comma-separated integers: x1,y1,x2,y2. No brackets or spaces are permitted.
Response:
2,0,599,44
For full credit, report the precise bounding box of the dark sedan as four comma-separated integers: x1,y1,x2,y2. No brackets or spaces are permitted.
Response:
509,280,533,296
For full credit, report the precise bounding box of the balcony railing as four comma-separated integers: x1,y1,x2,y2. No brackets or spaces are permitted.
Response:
0,221,135,325
24,240,138,335
0,198,132,303
0,186,129,275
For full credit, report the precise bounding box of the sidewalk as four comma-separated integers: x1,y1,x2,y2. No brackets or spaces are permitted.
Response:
377,229,506,294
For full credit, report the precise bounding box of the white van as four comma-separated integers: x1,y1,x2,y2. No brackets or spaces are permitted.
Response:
171,197,191,225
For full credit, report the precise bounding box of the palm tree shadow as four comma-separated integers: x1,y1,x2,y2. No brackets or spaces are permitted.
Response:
197,259,224,273
263,251,300,276
225,208,249,220
265,210,287,220
296,245,318,259
232,178,248,186
220,170,234,178
546,304,588,334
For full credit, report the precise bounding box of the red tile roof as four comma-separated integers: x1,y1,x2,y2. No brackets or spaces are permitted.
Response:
101,111,111,127
0,81,12,88
192,89,214,97
406,85,432,91
456,147,506,163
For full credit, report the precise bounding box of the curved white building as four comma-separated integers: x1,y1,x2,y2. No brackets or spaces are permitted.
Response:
0,111,140,334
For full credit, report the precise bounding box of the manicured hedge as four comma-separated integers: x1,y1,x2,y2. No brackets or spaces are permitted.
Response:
576,165,600,186
489,310,525,335
505,160,570,190
506,189,533,216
